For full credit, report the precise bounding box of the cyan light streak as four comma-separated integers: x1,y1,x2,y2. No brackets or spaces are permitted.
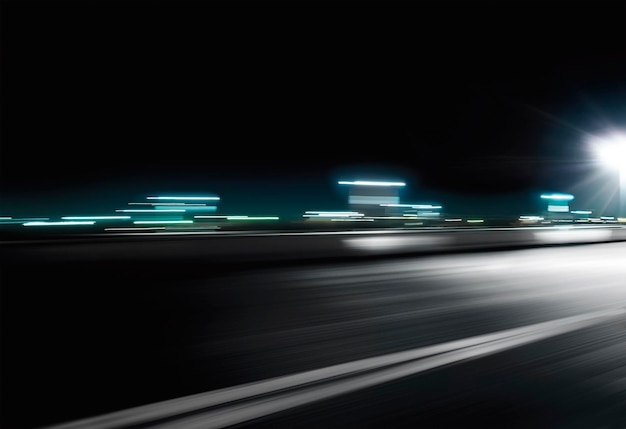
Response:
133,220,194,224
540,193,575,201
194,215,279,221
116,209,186,213
128,202,208,206
154,205,216,211
23,221,95,226
146,196,220,201
61,216,131,220
338,180,406,187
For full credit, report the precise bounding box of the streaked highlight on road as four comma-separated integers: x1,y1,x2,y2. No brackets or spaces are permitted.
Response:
43,307,626,429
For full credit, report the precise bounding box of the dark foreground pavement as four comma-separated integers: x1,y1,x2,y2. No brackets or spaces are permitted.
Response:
2,238,626,428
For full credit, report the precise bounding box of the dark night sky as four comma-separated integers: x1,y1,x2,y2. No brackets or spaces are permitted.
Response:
2,0,626,219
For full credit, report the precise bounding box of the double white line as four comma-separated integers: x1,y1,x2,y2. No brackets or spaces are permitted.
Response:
46,307,625,429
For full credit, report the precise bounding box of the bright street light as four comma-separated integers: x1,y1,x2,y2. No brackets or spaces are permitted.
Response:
590,132,626,217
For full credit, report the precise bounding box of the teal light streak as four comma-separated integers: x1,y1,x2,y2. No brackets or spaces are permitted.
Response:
23,221,95,226
154,206,216,211
540,193,574,201
133,220,194,224
116,209,185,213
226,216,279,221
62,216,131,220
338,180,406,187
146,196,220,201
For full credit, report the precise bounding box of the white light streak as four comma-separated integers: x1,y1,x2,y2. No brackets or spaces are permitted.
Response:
540,193,574,201
338,180,406,187
23,221,95,226
146,196,220,201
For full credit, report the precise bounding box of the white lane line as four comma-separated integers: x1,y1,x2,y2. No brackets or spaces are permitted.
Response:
44,307,626,429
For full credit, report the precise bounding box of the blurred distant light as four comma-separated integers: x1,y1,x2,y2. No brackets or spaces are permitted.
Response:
540,193,574,201
338,180,406,187
548,205,570,212
154,205,216,211
23,221,95,226
303,211,364,218
519,215,544,221
380,204,442,209
146,196,220,201
193,215,278,220
570,210,592,215
116,209,185,213
129,202,208,206
349,195,399,205
445,218,463,222
133,220,193,224
467,219,484,223
105,227,166,231
61,216,131,220
534,228,612,244
225,216,279,221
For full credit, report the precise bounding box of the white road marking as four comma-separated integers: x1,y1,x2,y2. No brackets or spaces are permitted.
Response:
44,307,626,429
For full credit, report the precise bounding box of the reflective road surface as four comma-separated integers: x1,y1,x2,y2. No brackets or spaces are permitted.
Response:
2,239,626,428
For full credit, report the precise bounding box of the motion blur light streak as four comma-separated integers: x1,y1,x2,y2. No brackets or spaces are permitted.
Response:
129,203,208,206
104,227,166,231
338,181,406,187
225,216,279,221
540,193,575,201
146,196,220,201
342,234,451,252
303,211,365,218
40,307,626,429
116,209,186,213
154,206,217,211
61,216,131,220
533,227,613,244
133,220,193,224
23,221,95,226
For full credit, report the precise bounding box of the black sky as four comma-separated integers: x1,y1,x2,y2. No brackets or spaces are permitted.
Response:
2,0,626,218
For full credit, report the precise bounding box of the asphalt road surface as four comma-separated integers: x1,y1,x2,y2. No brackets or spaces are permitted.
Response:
2,239,626,428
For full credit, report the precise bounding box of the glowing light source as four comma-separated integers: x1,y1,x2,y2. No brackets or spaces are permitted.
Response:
105,227,166,231
23,221,95,226
519,215,544,221
592,134,626,169
133,220,194,224
303,211,364,218
380,204,442,209
540,193,574,201
61,216,131,220
146,196,220,201
153,205,216,211
338,180,406,187
116,209,185,213
225,216,279,220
